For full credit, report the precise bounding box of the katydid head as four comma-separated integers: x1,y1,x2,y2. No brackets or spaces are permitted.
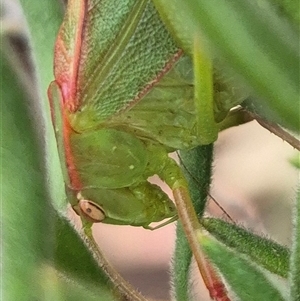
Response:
72,184,177,228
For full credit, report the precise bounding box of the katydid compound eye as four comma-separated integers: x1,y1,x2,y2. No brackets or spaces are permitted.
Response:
78,199,106,223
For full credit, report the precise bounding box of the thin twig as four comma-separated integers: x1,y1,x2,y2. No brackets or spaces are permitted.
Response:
244,110,300,151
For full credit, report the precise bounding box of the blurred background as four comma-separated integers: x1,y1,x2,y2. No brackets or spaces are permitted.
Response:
2,0,299,300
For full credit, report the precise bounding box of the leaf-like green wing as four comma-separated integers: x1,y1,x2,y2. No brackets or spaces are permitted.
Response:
54,0,179,131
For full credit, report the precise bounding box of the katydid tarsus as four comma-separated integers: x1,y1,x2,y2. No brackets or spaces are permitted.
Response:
48,0,245,300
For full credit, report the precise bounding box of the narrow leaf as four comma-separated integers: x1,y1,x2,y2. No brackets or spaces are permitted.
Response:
18,0,67,211
153,0,300,131
1,41,118,301
289,188,300,300
201,234,285,301
1,41,54,301
202,218,290,277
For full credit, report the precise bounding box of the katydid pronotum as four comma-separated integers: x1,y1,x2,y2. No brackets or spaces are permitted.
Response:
48,1,245,300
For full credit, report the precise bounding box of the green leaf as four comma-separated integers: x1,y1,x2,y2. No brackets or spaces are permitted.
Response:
53,215,116,295
1,39,117,301
18,0,67,211
289,153,300,169
153,0,300,131
201,235,286,301
1,40,54,301
290,188,300,300
202,218,290,277
267,0,300,25
179,146,214,218
35,265,115,301
171,224,192,301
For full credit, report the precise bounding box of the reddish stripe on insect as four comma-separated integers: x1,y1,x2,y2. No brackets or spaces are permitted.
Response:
54,0,87,112
61,103,83,190
52,0,88,189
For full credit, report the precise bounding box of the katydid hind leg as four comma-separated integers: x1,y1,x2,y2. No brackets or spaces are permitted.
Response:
157,156,231,301
173,185,231,301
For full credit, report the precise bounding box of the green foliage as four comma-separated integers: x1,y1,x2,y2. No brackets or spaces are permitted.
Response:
290,188,300,300
200,235,285,301
153,0,299,131
1,43,116,301
202,218,290,277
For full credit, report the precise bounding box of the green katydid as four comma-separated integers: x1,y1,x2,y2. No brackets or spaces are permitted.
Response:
48,0,244,300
